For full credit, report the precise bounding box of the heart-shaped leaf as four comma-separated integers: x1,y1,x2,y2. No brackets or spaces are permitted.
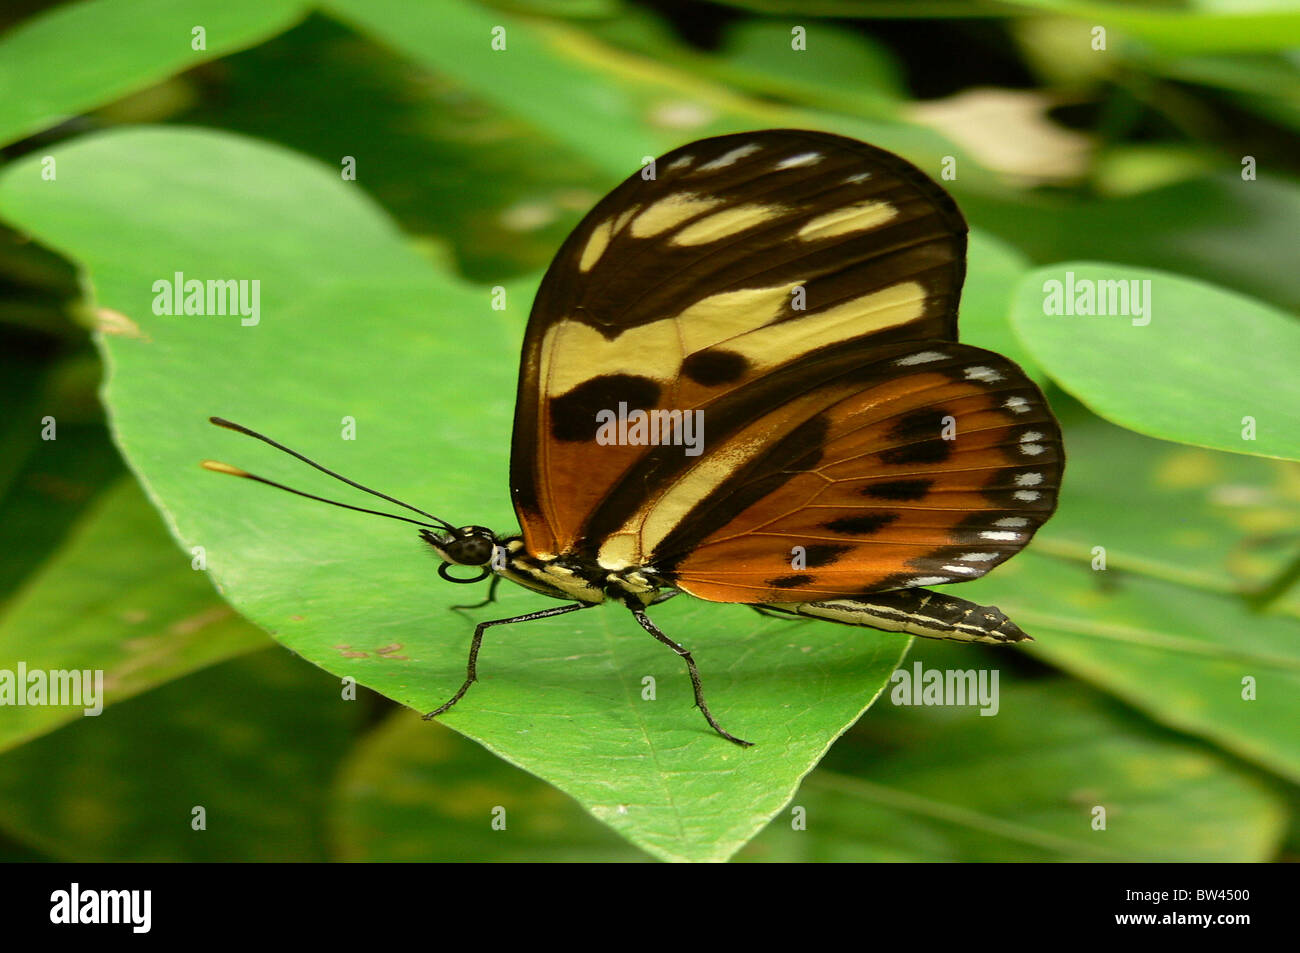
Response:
0,126,907,862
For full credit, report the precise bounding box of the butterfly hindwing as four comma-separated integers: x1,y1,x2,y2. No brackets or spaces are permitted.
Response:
512,129,970,559
650,342,1062,603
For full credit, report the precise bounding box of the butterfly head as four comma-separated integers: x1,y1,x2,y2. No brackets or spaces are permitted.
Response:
419,525,498,567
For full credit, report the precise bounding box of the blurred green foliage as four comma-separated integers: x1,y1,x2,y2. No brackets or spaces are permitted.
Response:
0,0,1297,862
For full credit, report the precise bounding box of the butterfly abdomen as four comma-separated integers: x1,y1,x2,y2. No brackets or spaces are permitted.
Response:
766,588,1029,644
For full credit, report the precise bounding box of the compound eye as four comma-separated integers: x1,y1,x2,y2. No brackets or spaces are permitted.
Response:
449,535,495,565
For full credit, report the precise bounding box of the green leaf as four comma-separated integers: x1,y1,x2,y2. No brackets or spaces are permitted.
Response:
956,551,1300,785
706,0,1300,53
332,714,645,862
0,350,125,605
703,19,902,120
1000,0,1300,53
0,479,269,753
0,126,907,862
0,224,84,337
960,228,1044,384
0,0,308,148
0,649,358,860
320,0,989,192
333,652,1289,862
320,0,674,178
1140,53,1300,134
171,14,606,282
0,417,121,606
964,175,1300,314
1012,263,1300,462
722,19,903,100
749,657,1287,862
1034,406,1300,608
1089,144,1218,197
569,10,904,123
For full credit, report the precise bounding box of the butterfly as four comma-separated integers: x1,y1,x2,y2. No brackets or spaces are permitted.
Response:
205,129,1063,746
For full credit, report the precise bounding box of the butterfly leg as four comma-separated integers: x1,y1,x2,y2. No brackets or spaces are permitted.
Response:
629,606,753,748
748,604,801,621
451,572,502,612
424,602,590,720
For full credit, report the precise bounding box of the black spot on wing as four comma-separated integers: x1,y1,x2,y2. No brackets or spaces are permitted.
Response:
879,439,952,465
682,349,749,385
549,374,660,442
804,543,851,567
823,512,899,535
878,409,954,464
862,478,933,501
888,408,951,441
767,573,814,588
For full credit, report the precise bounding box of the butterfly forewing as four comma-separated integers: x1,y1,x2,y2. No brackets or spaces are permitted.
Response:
511,130,970,559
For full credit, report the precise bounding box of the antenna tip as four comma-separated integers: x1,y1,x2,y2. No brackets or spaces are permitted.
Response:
209,416,238,429
201,460,250,477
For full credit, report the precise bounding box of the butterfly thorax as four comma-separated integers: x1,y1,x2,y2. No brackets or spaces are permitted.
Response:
494,536,668,607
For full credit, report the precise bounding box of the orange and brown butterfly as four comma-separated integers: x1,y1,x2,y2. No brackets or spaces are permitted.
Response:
204,129,1063,747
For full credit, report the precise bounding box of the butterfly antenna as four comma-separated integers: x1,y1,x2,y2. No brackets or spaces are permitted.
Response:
204,417,456,532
